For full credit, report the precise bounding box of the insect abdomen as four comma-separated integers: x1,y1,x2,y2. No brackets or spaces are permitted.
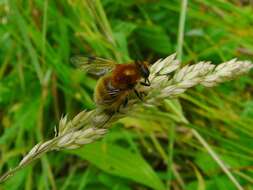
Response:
94,76,111,105
94,75,128,113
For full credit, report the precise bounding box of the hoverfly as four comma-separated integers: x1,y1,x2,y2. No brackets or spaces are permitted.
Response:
71,56,151,114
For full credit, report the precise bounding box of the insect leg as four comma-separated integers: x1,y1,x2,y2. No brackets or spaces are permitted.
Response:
123,96,129,107
140,78,151,86
140,82,150,86
134,89,143,101
116,106,121,113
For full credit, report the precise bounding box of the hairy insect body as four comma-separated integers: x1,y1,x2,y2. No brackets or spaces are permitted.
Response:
72,56,150,114
94,64,141,113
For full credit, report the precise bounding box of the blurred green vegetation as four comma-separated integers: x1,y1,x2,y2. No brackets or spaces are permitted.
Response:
0,0,253,189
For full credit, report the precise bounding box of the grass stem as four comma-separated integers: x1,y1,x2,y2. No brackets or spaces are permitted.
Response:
167,123,175,189
192,129,244,190
177,0,188,62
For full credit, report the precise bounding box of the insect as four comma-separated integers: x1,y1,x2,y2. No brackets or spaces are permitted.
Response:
71,56,151,114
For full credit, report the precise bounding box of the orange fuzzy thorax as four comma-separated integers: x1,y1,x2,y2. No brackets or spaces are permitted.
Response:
111,64,141,90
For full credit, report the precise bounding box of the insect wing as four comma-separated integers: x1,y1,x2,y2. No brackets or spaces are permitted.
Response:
71,56,116,76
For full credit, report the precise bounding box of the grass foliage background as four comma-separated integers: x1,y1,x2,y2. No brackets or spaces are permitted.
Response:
0,0,253,189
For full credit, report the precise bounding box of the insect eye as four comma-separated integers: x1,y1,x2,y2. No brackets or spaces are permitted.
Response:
135,61,150,78
141,65,150,78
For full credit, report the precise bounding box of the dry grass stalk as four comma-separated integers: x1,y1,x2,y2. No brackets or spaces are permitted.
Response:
0,53,252,183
